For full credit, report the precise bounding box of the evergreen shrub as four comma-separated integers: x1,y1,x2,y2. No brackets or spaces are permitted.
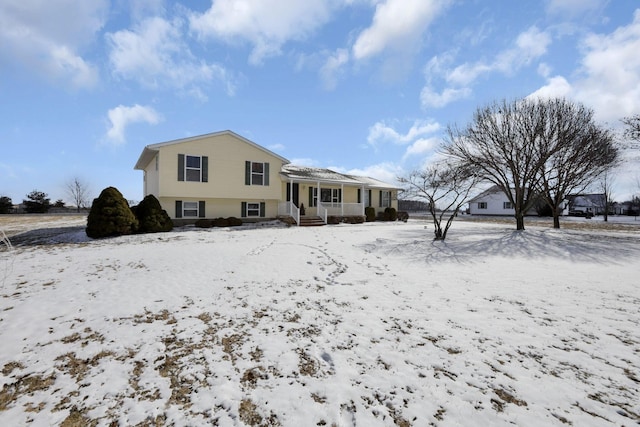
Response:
134,195,173,233
365,207,376,222
86,187,138,238
383,207,397,221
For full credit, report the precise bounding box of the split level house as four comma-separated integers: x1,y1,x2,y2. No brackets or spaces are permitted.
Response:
134,130,400,226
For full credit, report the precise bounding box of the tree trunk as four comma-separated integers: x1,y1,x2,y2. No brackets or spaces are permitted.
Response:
433,225,443,240
515,213,525,230
553,213,560,229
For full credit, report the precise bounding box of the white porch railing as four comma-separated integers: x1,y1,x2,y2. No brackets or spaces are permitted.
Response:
317,202,328,224
278,201,300,226
322,203,364,216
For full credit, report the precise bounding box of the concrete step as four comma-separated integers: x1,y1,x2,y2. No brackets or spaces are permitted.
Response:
298,216,325,226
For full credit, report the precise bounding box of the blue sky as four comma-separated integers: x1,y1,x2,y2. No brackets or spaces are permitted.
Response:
1,0,639,205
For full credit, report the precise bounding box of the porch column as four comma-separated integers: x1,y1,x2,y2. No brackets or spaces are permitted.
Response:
362,185,365,215
341,183,344,216
289,178,293,214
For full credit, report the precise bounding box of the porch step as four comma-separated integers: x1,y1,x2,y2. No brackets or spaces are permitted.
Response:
298,216,325,227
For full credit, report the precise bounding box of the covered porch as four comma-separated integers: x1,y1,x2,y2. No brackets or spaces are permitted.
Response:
278,165,370,226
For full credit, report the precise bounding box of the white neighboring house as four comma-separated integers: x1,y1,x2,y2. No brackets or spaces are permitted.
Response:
468,186,539,216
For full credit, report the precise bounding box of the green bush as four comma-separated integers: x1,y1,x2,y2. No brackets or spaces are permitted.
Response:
134,195,173,233
213,217,230,227
327,216,341,225
195,219,214,228
365,207,376,222
86,187,138,238
383,207,397,221
227,217,243,226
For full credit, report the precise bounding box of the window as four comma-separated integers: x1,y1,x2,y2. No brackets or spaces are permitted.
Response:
503,201,513,209
186,156,201,182
242,202,265,218
183,201,199,217
245,161,270,186
246,202,260,217
478,202,487,209
178,154,208,182
175,200,205,218
321,188,341,206
380,191,391,208
251,162,264,185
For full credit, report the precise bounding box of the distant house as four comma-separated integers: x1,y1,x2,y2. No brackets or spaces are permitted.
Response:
565,194,607,215
467,185,540,216
134,130,400,225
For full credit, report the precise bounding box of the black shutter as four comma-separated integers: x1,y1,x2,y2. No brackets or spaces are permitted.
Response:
175,201,182,218
309,187,313,207
338,188,342,202
202,156,208,182
357,189,361,204
260,202,266,217
245,161,251,185
264,162,269,186
178,154,185,181
241,202,247,217
368,190,372,207
379,190,383,207
198,201,205,218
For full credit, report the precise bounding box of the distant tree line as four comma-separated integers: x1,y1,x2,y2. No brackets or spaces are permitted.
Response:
0,177,92,214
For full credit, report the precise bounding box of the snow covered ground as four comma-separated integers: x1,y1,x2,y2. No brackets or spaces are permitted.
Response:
1,216,639,426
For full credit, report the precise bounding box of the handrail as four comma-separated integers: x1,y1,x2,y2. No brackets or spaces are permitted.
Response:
317,202,328,224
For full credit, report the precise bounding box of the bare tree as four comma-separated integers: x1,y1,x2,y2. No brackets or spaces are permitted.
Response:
66,177,91,212
399,161,479,240
445,97,620,230
444,98,549,230
622,114,640,145
536,100,618,228
595,171,616,222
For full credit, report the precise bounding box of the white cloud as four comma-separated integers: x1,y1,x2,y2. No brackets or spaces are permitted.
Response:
0,0,107,88
189,0,333,65
403,137,440,160
545,0,606,18
572,10,640,121
320,48,350,90
367,119,440,148
448,26,551,84
527,75,573,100
420,85,471,109
352,0,449,61
332,162,404,186
107,17,235,97
106,104,162,145
527,10,640,123
421,26,552,109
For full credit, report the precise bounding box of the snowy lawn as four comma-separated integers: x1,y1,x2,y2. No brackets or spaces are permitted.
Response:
1,216,639,426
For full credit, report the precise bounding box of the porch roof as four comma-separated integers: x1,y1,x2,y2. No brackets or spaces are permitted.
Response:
280,165,363,185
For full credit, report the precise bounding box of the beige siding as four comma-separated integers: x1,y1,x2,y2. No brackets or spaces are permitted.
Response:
158,133,285,200
144,153,160,197
159,197,279,220
153,133,286,218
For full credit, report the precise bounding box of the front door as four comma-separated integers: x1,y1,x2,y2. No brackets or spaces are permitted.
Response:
286,183,300,207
